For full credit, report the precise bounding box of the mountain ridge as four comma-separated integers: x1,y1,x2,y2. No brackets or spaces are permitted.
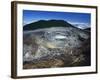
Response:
23,20,75,30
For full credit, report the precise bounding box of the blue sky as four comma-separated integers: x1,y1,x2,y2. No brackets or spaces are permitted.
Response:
23,10,91,27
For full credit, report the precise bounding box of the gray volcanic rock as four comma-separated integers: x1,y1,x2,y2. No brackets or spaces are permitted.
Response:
23,26,90,69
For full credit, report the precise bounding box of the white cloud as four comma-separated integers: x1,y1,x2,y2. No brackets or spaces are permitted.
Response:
68,21,90,29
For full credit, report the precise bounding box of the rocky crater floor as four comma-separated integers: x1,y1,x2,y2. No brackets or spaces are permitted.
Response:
23,26,91,69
